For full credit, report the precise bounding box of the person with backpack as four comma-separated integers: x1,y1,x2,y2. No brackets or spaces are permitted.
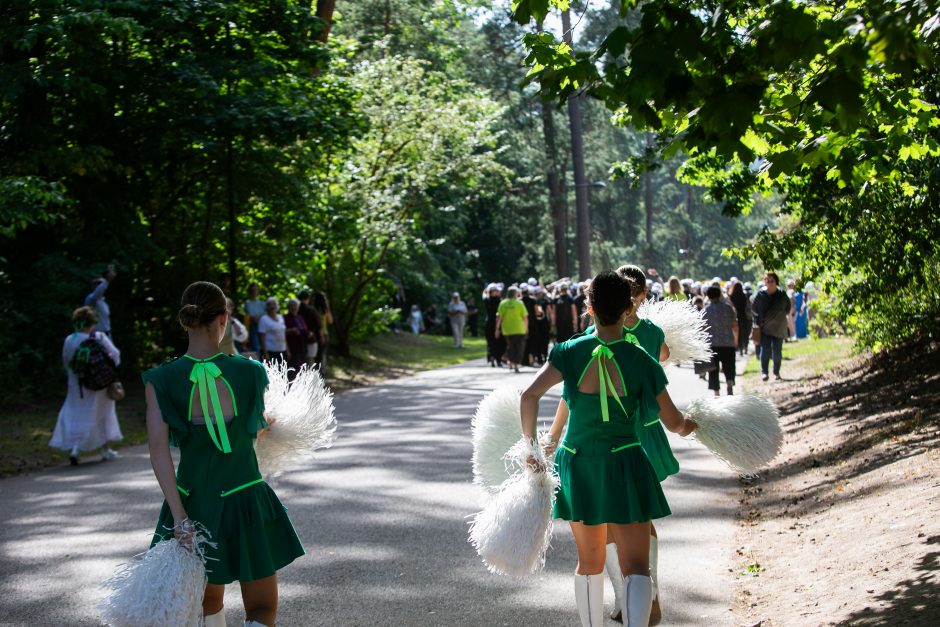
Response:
49,306,123,465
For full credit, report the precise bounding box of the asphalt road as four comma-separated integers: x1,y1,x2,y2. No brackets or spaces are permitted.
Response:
0,357,739,626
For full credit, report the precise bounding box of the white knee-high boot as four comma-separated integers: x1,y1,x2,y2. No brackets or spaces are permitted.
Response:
574,573,604,627
203,609,225,627
649,536,661,626
621,574,653,627
605,543,624,620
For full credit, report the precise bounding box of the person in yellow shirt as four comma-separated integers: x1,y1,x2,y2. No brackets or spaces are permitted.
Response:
495,286,528,373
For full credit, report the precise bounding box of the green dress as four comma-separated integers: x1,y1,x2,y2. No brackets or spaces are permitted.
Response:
622,318,680,481
584,320,680,481
142,353,305,585
551,334,671,525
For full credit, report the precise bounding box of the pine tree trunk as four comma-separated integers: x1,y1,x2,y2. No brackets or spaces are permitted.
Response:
540,99,569,277
562,10,591,279
315,0,336,43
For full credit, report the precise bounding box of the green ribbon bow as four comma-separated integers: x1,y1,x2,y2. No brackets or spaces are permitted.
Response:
624,333,639,346
188,360,233,454
590,344,628,422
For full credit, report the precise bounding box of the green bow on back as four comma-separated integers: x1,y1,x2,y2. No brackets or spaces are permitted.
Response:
590,344,628,422
188,360,233,454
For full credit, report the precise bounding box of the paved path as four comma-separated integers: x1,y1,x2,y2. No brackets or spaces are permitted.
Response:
0,358,740,626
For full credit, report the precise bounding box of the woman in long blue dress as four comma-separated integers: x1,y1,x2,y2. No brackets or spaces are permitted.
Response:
794,290,809,339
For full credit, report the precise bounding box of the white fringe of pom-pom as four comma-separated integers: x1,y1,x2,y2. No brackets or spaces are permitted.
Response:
686,394,783,474
471,386,525,491
257,361,337,477
637,298,712,364
468,462,558,577
99,524,214,627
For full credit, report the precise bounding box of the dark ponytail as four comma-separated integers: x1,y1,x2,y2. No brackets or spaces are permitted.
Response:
587,270,634,325
178,281,227,329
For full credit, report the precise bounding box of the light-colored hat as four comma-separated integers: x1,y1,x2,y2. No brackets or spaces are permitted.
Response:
452,292,460,298
496,282,505,290
485,283,498,291
527,277,538,286
651,283,663,293
520,284,530,292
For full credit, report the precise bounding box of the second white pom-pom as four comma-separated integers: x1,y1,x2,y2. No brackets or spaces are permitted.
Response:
686,394,783,474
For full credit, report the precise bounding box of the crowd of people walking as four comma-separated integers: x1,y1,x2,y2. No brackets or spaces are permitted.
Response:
473,270,814,387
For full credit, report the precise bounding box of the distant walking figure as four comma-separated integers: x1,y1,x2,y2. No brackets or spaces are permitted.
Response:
752,272,791,381
50,306,122,464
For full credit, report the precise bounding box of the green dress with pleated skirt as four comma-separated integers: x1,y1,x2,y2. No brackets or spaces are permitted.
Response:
584,319,680,481
142,353,305,585
551,334,671,525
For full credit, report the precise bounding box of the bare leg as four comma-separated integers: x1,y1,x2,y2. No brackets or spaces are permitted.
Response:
610,522,654,627
241,574,278,626
570,522,608,574
570,522,607,626
203,583,225,616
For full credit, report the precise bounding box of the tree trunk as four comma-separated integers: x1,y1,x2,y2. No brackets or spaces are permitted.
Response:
540,98,569,277
644,133,653,248
314,0,336,43
562,10,591,279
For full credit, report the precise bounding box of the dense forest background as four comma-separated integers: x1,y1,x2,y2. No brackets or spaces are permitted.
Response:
1,0,936,399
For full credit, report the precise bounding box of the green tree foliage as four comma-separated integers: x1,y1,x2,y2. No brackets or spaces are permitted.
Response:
307,52,511,354
0,0,359,397
514,1,940,348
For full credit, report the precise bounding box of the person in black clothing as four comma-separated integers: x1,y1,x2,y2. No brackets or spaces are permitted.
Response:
531,287,552,364
466,297,479,338
483,285,506,367
552,284,578,343
298,291,324,369
573,283,589,332
728,281,752,355
521,285,537,366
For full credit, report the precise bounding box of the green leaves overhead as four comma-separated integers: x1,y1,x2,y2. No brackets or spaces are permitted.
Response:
515,0,939,189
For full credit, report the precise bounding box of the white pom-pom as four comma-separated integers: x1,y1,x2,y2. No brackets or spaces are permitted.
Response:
257,361,337,477
468,466,558,576
99,524,214,627
471,387,524,491
637,298,712,364
687,395,783,474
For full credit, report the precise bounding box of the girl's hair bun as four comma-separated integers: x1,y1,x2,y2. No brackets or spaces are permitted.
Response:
178,282,226,328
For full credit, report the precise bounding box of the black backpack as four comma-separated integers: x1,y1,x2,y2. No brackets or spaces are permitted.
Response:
69,332,118,392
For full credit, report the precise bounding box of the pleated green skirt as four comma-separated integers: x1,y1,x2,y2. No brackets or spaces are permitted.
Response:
553,444,672,526
152,482,305,585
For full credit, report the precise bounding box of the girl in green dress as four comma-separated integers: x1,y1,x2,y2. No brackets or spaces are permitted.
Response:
522,270,696,627
144,282,304,627
547,265,676,624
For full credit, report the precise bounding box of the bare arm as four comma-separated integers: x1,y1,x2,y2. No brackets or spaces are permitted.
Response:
659,343,670,362
520,362,564,438
494,314,503,338
656,388,697,436
545,399,570,454
146,383,187,525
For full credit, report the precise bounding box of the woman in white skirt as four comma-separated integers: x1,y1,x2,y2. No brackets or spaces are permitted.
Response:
49,306,123,464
